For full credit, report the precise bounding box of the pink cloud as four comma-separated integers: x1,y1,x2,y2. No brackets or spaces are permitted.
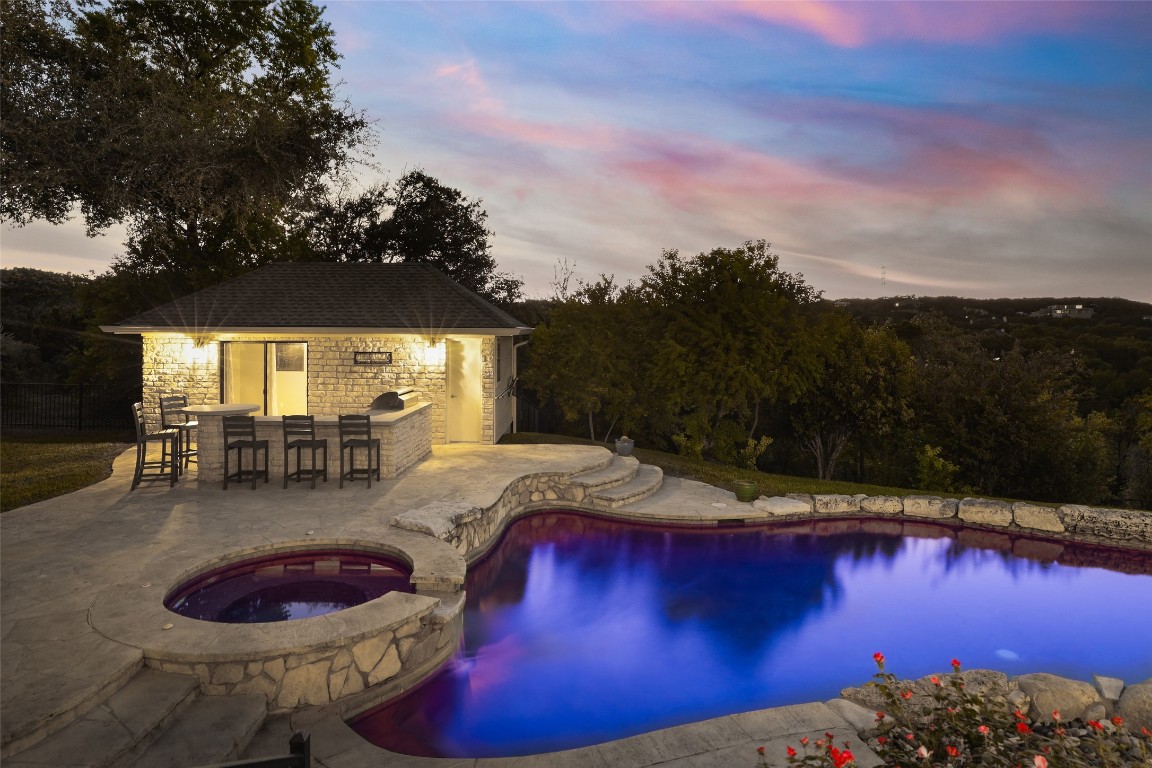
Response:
639,1,1122,47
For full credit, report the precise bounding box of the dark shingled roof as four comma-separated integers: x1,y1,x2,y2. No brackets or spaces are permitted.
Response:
106,263,530,334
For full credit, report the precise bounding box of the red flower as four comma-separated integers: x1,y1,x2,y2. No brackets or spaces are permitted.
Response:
829,746,855,767
800,737,809,746
873,652,885,667
901,690,914,700
1088,720,1103,731
978,725,990,735
951,658,961,671
877,736,887,745
875,712,885,721
758,746,766,755
786,746,796,757
930,676,941,686
1051,710,1060,721
1112,716,1124,726
1034,756,1048,768
1014,709,1026,720
946,745,960,757
1017,722,1032,734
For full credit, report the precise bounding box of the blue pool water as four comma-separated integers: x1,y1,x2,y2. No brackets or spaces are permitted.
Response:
352,513,1152,757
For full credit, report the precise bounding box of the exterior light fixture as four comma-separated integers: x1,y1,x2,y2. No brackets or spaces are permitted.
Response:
423,339,446,366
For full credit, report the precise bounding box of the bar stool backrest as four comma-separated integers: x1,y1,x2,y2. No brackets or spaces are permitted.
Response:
223,415,257,441
132,402,149,441
159,394,190,428
338,414,372,440
283,415,316,439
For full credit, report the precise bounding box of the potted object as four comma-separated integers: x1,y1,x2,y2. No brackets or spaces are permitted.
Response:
615,436,635,457
733,480,759,503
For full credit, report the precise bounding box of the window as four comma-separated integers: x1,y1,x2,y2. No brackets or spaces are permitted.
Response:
222,342,307,415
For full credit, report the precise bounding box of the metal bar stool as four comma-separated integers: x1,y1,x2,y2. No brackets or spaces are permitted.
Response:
159,394,198,473
130,402,180,490
223,415,269,490
283,415,327,489
338,414,381,488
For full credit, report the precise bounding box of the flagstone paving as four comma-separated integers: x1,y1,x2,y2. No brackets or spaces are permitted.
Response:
1,443,876,767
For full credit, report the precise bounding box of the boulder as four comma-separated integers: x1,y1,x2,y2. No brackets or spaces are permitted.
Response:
1118,680,1152,732
1014,673,1101,722
1060,505,1152,544
1012,503,1064,533
903,496,958,519
860,496,903,515
812,494,865,515
753,496,812,516
958,498,1013,527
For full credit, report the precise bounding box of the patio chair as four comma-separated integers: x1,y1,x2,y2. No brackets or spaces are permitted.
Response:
283,415,328,489
338,414,381,488
223,415,269,490
130,402,180,490
159,394,198,472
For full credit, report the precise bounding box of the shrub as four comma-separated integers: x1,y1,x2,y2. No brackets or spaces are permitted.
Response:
759,654,1151,767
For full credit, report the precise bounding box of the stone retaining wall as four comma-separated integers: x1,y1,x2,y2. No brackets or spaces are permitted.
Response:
756,493,1152,548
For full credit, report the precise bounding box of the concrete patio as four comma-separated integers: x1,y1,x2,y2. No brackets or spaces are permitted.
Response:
1,443,880,767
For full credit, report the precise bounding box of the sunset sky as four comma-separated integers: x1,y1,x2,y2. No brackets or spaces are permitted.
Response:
3,1,1150,301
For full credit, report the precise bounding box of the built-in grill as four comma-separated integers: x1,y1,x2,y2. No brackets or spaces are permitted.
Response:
370,389,415,411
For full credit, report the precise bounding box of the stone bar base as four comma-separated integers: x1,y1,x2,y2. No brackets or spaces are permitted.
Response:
195,404,432,489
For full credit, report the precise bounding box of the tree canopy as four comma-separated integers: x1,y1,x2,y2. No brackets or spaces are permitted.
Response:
2,0,368,238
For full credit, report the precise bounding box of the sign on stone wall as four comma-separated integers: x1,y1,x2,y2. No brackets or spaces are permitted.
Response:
354,351,393,365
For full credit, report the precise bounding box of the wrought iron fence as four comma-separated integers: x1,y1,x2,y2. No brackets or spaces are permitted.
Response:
0,382,138,432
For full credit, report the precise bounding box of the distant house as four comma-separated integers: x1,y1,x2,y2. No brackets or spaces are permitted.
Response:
1030,304,1094,319
101,262,532,445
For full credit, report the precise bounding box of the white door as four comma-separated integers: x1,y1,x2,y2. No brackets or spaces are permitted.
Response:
447,338,483,442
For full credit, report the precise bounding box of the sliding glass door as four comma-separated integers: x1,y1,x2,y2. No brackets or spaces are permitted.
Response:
222,342,307,416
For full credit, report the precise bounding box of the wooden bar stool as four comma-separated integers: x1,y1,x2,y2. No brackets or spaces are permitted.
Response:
159,394,198,473
338,414,381,488
283,415,328,489
130,402,180,490
223,415,269,490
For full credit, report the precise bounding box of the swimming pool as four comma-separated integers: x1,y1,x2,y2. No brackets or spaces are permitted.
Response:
352,512,1152,757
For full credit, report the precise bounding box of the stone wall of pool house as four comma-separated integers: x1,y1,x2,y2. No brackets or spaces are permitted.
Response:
141,333,504,444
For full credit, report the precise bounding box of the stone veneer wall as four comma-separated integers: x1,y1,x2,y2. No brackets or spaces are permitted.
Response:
145,595,463,714
141,332,506,445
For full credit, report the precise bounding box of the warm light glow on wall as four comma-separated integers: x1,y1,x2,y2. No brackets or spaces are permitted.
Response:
423,340,446,366
184,336,218,366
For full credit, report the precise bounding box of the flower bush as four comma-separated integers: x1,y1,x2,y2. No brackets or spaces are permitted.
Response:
757,653,1152,767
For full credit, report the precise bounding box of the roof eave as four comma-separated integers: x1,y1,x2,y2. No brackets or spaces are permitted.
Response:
101,325,534,337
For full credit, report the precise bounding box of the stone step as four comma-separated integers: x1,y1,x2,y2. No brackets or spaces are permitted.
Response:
129,694,266,768
570,455,639,493
5,669,198,768
590,464,664,509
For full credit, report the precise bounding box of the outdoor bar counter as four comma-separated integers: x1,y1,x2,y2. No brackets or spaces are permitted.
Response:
185,403,433,489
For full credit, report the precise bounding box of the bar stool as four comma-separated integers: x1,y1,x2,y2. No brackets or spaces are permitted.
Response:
130,402,180,490
223,415,269,490
283,415,328,489
159,394,198,473
338,414,381,488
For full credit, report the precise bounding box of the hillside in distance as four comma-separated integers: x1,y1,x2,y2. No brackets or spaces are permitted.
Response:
833,295,1152,414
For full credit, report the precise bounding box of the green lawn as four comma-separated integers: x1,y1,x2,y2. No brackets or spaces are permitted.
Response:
1,432,132,513
501,431,963,499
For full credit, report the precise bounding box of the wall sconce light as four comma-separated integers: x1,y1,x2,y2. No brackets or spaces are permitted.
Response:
185,335,217,366
423,339,446,366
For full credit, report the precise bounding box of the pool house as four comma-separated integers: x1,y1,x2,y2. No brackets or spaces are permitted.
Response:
102,262,532,485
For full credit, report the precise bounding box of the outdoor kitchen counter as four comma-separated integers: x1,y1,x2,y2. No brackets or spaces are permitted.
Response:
192,403,434,489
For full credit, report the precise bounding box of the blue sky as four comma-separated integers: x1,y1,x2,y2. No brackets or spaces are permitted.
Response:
3,1,1150,301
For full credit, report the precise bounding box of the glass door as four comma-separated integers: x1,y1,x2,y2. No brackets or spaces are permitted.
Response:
223,342,307,416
